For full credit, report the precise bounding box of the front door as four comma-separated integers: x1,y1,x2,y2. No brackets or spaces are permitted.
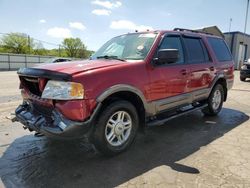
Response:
148,35,190,112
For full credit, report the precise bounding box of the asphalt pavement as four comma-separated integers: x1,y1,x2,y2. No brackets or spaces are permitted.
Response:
0,71,250,188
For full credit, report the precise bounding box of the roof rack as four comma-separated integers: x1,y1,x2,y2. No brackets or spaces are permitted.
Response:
173,28,214,35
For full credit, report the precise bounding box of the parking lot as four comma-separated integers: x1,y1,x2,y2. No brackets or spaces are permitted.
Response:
0,71,250,188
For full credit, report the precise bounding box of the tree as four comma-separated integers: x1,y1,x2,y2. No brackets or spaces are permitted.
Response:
1,33,34,54
62,38,89,58
33,42,46,55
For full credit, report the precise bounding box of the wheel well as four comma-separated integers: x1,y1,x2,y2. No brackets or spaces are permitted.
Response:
99,91,146,130
215,78,227,101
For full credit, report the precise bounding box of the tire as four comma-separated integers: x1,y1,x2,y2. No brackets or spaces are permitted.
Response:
240,76,246,81
202,84,224,116
91,100,139,156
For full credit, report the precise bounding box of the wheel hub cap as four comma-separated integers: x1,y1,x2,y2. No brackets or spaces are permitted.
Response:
212,89,221,110
105,111,132,147
115,122,125,135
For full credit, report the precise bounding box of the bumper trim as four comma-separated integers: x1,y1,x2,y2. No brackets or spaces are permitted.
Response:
15,102,102,139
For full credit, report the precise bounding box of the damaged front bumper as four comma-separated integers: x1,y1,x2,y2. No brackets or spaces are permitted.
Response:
14,102,101,139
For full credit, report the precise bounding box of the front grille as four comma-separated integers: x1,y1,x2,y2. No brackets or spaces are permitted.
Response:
20,76,41,96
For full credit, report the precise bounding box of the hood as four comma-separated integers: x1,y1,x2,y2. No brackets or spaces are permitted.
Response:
34,59,126,75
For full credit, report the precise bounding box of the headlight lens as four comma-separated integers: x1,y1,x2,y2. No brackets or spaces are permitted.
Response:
241,65,247,70
41,80,84,100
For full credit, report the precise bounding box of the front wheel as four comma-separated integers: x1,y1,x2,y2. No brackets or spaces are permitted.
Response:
202,84,224,116
91,100,139,156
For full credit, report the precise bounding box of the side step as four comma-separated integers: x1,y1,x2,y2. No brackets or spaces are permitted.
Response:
147,104,208,127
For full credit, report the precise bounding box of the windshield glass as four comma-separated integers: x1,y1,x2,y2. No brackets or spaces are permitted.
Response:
91,33,157,61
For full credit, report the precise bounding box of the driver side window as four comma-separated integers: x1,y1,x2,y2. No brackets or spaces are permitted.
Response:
159,36,184,64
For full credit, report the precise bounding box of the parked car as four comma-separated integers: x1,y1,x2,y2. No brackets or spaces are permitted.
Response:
43,57,72,64
240,58,250,81
14,28,234,155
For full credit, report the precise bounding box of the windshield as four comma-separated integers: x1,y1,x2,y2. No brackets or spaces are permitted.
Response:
91,33,157,61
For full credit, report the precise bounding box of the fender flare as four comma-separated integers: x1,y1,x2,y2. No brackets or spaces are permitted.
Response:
96,84,155,115
210,73,225,89
209,73,228,101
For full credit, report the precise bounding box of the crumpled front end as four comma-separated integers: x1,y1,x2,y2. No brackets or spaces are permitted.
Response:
14,67,100,139
15,101,93,138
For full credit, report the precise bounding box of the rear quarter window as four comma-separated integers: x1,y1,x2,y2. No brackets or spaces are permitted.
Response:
207,37,232,62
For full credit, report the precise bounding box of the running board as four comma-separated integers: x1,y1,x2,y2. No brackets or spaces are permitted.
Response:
147,104,208,127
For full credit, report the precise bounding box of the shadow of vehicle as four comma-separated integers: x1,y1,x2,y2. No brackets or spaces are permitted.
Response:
0,108,249,188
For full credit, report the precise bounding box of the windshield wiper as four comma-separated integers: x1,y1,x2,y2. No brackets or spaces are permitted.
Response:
96,55,125,61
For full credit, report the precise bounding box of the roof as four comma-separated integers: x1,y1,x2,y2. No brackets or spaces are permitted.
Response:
125,27,224,38
223,31,250,38
195,26,224,38
131,29,220,37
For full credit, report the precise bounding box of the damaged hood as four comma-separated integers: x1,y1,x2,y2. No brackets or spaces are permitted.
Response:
34,59,126,75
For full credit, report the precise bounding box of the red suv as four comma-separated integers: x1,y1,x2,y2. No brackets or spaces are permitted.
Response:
14,28,234,155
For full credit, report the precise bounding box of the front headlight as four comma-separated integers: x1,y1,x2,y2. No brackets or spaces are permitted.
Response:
41,80,84,100
241,65,247,70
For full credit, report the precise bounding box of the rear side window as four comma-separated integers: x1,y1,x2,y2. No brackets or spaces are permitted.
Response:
207,37,232,62
183,37,209,63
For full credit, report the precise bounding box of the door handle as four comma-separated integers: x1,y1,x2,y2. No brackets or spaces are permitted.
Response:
209,66,215,71
180,69,187,75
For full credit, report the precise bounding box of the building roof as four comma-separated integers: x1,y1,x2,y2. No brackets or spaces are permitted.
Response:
224,31,250,38
195,26,224,38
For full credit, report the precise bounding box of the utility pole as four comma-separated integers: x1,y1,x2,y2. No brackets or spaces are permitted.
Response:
28,35,31,54
244,0,249,37
241,0,250,68
229,18,232,32
59,45,61,57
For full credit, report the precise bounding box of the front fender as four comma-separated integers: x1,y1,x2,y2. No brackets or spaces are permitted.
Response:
96,84,155,116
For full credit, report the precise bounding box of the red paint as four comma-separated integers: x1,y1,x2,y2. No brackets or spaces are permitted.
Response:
38,78,47,92
55,100,94,121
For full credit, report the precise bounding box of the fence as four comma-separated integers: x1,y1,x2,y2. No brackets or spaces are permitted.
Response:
0,53,55,70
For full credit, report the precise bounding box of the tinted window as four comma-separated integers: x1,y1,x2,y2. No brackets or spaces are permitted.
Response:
159,36,184,64
200,40,210,62
183,37,207,63
207,37,232,62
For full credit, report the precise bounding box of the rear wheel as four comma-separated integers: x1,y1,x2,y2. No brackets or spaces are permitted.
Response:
202,84,224,116
91,100,139,156
240,76,246,81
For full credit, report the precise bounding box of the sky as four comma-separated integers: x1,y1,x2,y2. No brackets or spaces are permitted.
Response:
0,0,249,51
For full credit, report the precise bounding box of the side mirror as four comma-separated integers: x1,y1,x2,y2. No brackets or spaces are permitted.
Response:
155,49,179,65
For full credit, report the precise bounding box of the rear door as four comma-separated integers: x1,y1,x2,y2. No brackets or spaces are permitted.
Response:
182,36,215,96
206,37,234,87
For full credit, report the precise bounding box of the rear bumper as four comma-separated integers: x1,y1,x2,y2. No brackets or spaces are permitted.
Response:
15,102,101,139
240,69,250,78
